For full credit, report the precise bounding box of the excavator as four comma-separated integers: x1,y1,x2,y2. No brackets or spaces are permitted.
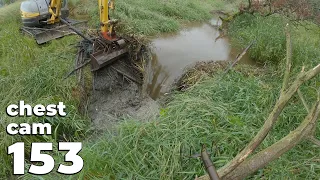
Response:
20,0,68,27
20,0,128,71
20,0,78,44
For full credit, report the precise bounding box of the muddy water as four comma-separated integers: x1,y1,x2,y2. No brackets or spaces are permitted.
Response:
147,19,253,99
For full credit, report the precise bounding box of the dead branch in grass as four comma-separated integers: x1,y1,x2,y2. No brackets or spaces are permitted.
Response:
309,136,320,147
281,23,292,95
224,99,320,179
197,24,320,180
200,145,220,180
298,89,310,113
223,41,255,75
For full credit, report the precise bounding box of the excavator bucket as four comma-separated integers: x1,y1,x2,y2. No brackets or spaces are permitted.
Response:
21,20,86,44
90,39,128,71
90,48,128,71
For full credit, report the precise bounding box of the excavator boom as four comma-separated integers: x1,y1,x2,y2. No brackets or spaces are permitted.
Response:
90,0,128,71
48,0,62,24
99,0,118,41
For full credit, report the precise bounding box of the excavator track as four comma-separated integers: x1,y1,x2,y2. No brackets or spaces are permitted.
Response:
21,19,87,44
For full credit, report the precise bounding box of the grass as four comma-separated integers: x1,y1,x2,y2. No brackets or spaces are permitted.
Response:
69,0,243,36
1,0,319,179
0,0,20,22
0,2,89,177
228,13,320,68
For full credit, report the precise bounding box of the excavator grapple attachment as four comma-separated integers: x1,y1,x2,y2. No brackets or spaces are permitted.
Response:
90,48,128,71
90,39,128,71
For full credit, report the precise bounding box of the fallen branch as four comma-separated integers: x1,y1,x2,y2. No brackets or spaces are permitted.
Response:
281,24,292,95
65,59,91,79
197,23,320,178
223,41,255,75
223,99,320,179
197,63,320,180
200,145,220,180
216,63,320,178
214,33,225,42
298,89,310,113
309,136,320,147
215,25,320,177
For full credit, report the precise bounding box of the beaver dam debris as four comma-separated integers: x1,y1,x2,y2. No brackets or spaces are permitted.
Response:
72,34,159,129
89,42,159,129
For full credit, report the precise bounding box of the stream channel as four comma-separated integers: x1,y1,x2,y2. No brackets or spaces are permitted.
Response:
146,18,254,99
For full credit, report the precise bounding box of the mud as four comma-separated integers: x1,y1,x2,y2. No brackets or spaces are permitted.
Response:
88,57,159,130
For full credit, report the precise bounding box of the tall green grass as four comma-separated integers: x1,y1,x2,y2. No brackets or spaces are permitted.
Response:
69,0,242,36
0,2,89,177
0,0,20,22
228,13,320,68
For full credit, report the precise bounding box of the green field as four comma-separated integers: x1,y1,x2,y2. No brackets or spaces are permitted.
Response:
0,0,319,179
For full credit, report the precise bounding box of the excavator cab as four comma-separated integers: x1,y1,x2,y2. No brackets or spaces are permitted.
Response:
20,0,69,27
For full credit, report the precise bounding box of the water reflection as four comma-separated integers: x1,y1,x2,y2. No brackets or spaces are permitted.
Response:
146,54,170,99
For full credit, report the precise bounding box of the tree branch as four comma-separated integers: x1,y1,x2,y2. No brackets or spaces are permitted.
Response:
308,88,320,141
298,89,310,113
200,145,220,180
216,28,318,179
223,41,255,75
281,24,292,95
223,99,320,180
197,63,320,180
309,136,320,147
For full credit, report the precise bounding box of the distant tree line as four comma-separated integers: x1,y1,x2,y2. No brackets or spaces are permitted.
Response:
239,0,320,25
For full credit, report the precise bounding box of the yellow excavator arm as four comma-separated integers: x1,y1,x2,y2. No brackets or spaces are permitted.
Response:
99,0,117,40
48,0,62,24
47,0,117,39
